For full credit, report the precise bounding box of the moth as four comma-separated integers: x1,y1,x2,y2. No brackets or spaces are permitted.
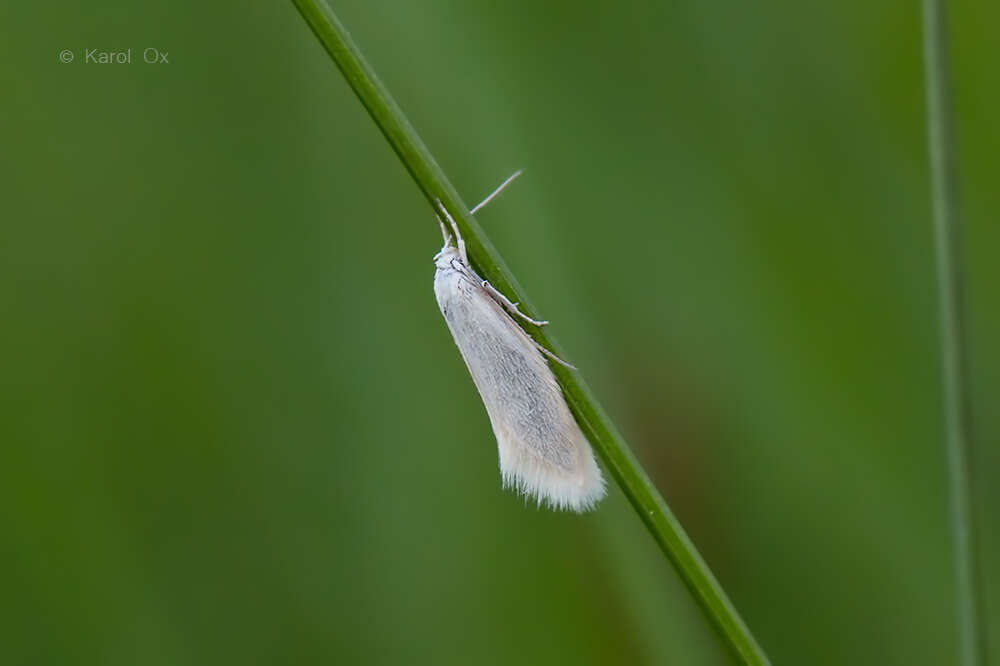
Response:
432,175,605,512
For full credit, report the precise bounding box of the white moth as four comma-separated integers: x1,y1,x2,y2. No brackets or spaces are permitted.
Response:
432,175,605,512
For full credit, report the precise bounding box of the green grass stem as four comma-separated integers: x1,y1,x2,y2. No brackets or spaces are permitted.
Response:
920,1,988,665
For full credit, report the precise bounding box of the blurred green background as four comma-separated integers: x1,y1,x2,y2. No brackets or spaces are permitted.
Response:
1,0,996,664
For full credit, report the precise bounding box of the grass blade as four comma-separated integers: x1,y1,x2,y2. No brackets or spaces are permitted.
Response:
920,1,988,665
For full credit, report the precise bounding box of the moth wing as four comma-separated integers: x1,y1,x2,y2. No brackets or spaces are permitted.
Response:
435,270,605,511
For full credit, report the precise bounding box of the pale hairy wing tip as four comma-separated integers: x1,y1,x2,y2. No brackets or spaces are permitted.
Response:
500,458,606,513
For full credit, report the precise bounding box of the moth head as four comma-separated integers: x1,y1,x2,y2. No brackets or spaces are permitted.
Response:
433,244,460,270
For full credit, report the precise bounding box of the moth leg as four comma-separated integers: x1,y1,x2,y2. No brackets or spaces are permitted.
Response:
529,337,577,370
434,199,468,264
437,217,452,246
481,280,549,327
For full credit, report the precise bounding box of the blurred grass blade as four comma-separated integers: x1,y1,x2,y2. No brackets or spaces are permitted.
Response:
288,1,771,664
920,1,988,665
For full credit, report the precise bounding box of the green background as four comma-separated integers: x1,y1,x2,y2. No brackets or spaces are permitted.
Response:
1,1,996,664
